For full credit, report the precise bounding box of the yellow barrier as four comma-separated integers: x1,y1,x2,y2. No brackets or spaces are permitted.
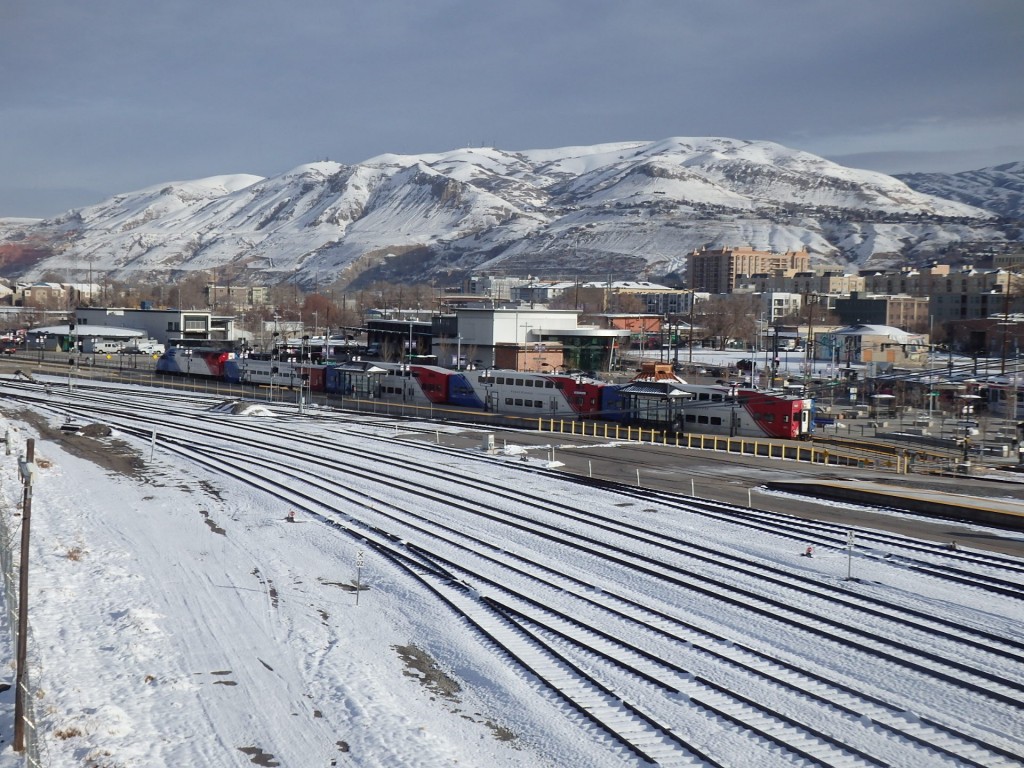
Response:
531,419,879,470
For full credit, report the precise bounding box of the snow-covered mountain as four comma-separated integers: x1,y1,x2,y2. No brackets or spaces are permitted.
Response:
0,138,1013,288
896,162,1024,221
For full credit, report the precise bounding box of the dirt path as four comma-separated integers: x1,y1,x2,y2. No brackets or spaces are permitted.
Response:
5,408,145,480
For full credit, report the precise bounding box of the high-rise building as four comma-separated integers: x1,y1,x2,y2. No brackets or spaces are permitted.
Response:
688,246,810,293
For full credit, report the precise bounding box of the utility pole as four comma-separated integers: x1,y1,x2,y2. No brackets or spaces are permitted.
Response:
673,315,680,367
804,292,815,386
1000,271,1017,375
14,439,35,752
688,291,696,366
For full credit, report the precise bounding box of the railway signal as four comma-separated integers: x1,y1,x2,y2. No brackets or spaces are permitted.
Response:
355,549,364,606
846,531,855,580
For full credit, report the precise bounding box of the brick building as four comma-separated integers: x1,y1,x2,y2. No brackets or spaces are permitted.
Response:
688,247,810,294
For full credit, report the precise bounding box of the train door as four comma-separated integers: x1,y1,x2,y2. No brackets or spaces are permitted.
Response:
800,404,811,437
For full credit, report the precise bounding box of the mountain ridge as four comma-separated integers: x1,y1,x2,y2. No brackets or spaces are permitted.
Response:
0,137,1017,288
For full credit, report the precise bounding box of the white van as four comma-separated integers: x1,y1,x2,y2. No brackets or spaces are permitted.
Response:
88,341,124,354
122,340,165,355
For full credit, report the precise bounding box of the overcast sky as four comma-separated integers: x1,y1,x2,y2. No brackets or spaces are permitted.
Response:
2,0,1022,218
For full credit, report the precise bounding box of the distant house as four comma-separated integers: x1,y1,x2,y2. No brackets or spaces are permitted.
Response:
831,324,929,368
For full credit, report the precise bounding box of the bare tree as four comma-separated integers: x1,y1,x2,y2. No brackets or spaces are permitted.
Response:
696,294,759,349
612,292,646,314
175,272,209,309
435,337,454,367
300,294,339,332
380,336,401,362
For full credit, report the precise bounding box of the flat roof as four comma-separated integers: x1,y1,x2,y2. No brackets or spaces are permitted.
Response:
536,328,631,338
28,325,144,338
456,307,581,314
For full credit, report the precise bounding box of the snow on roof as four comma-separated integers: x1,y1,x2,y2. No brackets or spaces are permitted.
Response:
834,324,914,343
29,325,145,338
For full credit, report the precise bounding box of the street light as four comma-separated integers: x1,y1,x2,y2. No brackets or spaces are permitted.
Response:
686,291,696,365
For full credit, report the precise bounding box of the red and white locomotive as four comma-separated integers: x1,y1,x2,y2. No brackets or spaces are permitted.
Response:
161,352,814,439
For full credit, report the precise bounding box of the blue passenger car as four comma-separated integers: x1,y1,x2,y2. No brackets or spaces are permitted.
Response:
447,373,486,409
600,384,628,421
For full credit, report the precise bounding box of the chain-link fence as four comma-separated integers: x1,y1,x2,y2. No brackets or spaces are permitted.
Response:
1,435,48,767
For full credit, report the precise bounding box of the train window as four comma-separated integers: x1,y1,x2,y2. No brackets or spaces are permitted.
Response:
514,398,523,406
524,400,533,407
699,393,709,401
525,380,533,387
685,414,696,423
505,397,513,405
698,415,709,424
710,417,722,425
712,394,723,402
535,401,543,408
516,379,524,386
546,381,554,388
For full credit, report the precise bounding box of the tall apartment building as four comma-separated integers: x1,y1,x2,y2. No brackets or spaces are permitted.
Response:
993,250,1024,270
860,265,1020,297
737,271,865,295
688,246,810,293
834,293,931,329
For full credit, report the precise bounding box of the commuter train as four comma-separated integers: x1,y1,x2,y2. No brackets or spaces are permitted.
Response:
155,347,235,378
156,350,814,439
977,378,1024,419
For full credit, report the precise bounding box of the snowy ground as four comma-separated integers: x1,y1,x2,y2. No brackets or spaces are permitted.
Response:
0,379,1021,767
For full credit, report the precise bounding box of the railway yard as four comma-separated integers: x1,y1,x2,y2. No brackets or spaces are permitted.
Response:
0,365,1022,766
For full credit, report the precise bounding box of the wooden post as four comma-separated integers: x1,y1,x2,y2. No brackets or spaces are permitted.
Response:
14,439,34,753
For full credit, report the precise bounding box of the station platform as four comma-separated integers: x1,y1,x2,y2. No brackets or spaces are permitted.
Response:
766,479,1024,531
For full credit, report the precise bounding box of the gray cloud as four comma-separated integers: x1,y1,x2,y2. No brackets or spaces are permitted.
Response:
2,0,1022,217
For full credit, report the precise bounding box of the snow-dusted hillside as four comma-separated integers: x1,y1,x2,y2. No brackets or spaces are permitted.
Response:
897,161,1024,221
0,138,1011,287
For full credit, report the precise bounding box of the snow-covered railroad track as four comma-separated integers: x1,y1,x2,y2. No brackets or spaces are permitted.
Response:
394,540,1024,768
625,485,1024,591
5,379,1024,766
19,391,1024,692
129,429,1024,766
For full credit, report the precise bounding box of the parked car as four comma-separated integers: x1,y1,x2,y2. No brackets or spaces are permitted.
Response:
2,346,17,355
